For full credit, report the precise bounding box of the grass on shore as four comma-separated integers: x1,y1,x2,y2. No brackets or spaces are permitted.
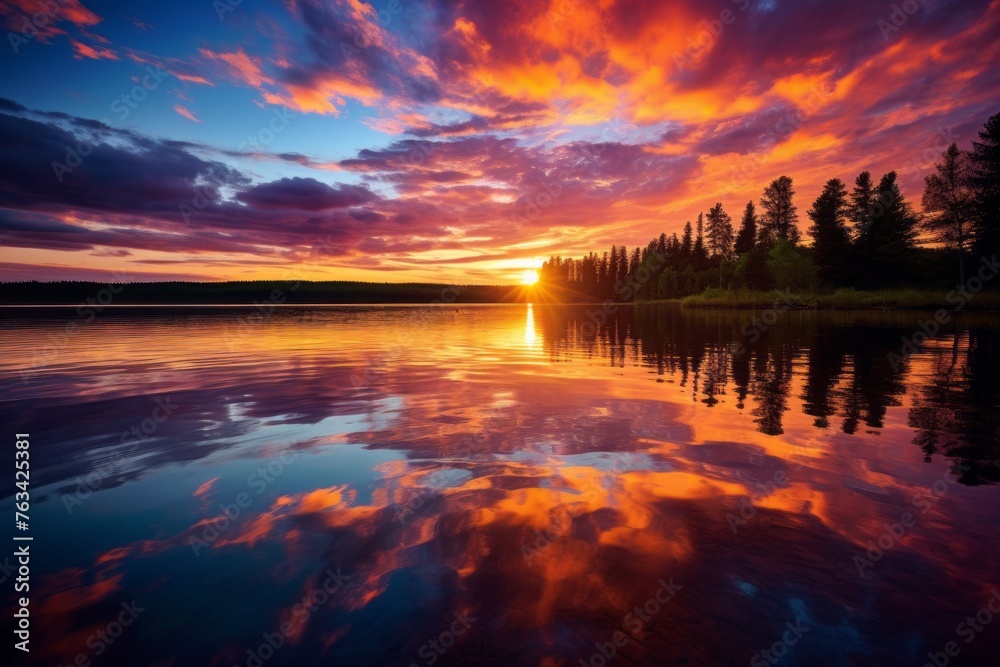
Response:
680,288,1000,310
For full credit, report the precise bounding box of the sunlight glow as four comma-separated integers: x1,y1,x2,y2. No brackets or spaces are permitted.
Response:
524,303,537,347
520,270,539,285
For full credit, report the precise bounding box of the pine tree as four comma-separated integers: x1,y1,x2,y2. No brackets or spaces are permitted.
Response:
705,202,735,260
681,221,693,259
693,212,708,268
922,143,975,285
969,111,1000,262
608,245,620,292
759,176,800,245
863,171,919,286
628,246,641,277
653,234,667,286
599,251,611,298
807,178,852,285
849,171,877,243
734,201,757,254
617,245,629,286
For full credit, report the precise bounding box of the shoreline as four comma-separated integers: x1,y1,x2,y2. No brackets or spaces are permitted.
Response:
678,288,1000,311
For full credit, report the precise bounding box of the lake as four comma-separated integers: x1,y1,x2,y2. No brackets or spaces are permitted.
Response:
2,304,1000,666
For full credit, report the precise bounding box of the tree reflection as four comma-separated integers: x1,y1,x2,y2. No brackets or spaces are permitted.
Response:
908,329,1000,485
537,305,997,485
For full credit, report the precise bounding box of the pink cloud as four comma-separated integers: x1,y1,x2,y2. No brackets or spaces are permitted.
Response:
173,104,202,122
70,39,117,60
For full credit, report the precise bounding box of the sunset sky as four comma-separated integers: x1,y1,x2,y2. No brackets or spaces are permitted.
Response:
1,0,999,283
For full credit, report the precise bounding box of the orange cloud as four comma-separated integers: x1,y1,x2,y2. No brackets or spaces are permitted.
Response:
200,47,272,87
263,73,381,116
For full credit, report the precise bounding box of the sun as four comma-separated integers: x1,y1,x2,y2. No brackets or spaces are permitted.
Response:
520,270,539,285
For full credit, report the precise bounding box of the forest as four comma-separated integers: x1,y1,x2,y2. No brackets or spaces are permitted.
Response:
539,111,1000,301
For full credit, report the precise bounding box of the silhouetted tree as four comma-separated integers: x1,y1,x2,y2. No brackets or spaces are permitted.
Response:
801,329,846,428
535,110,998,302
692,213,709,269
861,172,920,286
922,143,976,285
705,202,735,259
759,175,800,245
734,200,758,254
599,251,612,298
807,178,852,285
616,245,629,288
969,111,1000,262
681,221,693,259
907,329,999,484
849,171,877,243
608,246,620,294
751,347,792,436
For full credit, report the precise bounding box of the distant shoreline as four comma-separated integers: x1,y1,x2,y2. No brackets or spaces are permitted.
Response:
3,281,999,311
0,280,524,306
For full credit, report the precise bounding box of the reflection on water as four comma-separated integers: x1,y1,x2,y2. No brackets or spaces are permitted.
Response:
2,304,1000,666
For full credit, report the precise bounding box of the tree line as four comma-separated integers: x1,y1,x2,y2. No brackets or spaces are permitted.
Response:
540,111,1000,299
2,281,518,305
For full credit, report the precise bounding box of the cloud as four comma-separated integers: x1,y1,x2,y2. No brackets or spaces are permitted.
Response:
0,105,399,266
2,0,115,63
126,51,216,87
172,104,201,122
3,0,1000,282
89,247,132,257
70,39,118,60
1,0,102,44
235,178,378,211
199,47,271,88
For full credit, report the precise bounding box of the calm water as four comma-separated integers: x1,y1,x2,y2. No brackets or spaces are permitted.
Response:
2,304,1000,666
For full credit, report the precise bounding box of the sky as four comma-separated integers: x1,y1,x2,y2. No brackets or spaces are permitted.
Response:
0,0,998,284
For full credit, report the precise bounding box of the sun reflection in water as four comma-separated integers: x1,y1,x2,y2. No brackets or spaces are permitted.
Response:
524,303,537,347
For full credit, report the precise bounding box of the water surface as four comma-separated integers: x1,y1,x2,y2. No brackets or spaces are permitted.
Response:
2,304,999,666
